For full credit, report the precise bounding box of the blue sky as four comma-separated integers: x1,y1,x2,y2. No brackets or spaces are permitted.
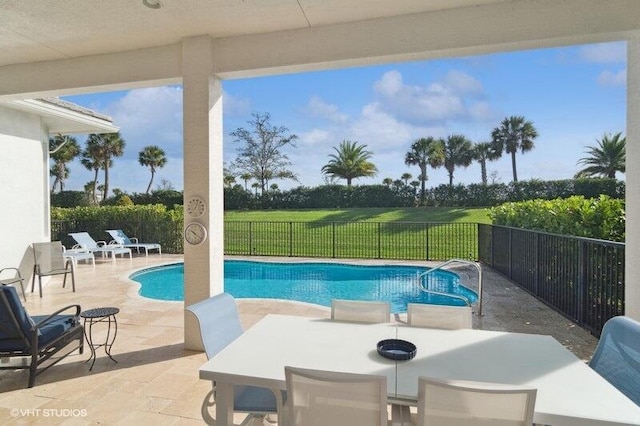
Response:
61,41,626,194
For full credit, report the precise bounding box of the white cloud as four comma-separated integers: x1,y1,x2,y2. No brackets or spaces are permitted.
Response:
302,96,349,124
104,86,183,158
372,70,489,124
597,69,626,87
578,42,626,63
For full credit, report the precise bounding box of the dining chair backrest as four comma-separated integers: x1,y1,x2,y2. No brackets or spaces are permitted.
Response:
589,315,640,406
330,299,390,323
407,303,473,329
417,377,536,426
32,241,66,274
185,292,244,359
284,366,387,426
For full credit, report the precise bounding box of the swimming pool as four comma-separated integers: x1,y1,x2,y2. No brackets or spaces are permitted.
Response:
130,260,477,313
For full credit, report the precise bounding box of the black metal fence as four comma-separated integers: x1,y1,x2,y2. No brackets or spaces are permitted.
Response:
478,224,625,336
225,221,478,260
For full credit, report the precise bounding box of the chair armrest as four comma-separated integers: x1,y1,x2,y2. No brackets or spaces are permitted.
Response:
0,267,22,281
96,240,107,247
31,304,82,330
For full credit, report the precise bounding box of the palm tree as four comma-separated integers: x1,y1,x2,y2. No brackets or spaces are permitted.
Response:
138,145,167,194
84,132,126,200
240,173,252,191
490,116,538,182
382,177,393,187
442,134,473,185
49,135,80,193
81,137,103,204
473,142,502,185
576,132,625,178
404,137,445,203
321,140,378,186
401,172,412,186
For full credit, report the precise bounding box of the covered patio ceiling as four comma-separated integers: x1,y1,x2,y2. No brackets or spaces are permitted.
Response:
1,0,639,97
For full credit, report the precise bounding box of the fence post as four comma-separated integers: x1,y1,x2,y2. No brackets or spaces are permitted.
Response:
249,222,253,255
377,222,381,259
425,223,430,261
332,222,336,258
534,232,540,296
576,240,587,325
289,222,293,257
508,227,513,279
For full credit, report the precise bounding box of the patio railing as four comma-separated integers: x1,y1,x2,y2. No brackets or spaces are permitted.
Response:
478,224,625,336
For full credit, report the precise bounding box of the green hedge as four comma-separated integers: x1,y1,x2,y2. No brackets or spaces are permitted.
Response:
489,195,625,241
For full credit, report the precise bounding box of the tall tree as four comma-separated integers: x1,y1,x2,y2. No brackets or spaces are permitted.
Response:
231,112,298,195
404,137,445,203
473,141,502,185
576,132,625,178
81,138,103,204
240,173,252,191
49,134,80,193
490,116,538,182
321,140,378,186
83,132,126,201
442,134,473,185
382,177,393,187
138,145,167,194
401,172,412,185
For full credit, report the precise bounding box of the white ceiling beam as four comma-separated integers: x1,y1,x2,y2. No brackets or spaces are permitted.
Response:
0,44,183,100
213,0,639,78
0,0,638,98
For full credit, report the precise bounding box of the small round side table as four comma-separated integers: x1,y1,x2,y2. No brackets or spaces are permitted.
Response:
80,307,119,370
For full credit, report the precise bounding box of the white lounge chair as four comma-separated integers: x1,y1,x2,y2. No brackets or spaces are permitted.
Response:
68,232,132,262
62,246,95,268
106,229,161,256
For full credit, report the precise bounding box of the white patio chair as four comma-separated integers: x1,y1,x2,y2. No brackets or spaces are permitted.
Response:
31,241,75,298
62,246,95,268
284,366,387,426
417,377,536,426
185,293,283,426
68,232,132,262
106,229,161,256
407,303,473,329
330,299,390,323
589,316,640,406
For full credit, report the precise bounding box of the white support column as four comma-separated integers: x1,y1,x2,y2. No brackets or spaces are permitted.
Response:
182,36,225,349
626,36,640,321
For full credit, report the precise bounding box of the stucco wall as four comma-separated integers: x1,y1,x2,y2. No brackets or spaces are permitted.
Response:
0,105,48,282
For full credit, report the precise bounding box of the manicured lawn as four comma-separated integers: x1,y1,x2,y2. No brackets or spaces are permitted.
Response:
224,207,492,224
224,207,490,260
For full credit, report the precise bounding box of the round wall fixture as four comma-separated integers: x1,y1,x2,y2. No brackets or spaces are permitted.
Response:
184,222,207,246
186,196,207,218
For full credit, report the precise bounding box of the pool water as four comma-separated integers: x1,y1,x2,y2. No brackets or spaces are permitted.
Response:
130,260,477,313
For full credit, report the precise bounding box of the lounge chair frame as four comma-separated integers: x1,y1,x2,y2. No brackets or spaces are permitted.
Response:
0,286,84,387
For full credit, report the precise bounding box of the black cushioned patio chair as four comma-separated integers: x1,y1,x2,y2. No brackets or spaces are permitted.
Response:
0,285,84,387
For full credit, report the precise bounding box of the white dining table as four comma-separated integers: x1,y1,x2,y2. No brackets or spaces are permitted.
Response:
198,314,640,426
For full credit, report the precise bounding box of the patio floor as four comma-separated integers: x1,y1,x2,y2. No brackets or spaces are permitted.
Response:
0,254,598,425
